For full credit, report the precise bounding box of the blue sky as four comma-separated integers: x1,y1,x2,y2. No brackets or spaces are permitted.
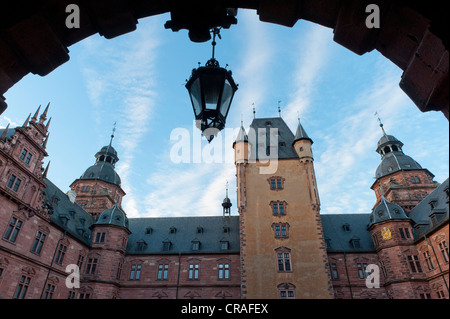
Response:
1,10,448,218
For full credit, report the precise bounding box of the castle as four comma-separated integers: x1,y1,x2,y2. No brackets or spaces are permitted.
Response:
0,105,448,299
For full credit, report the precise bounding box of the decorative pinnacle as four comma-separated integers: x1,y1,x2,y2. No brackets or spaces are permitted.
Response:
374,111,386,136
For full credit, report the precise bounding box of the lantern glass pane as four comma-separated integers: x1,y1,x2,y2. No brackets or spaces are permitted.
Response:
203,73,223,110
189,78,202,116
219,79,233,117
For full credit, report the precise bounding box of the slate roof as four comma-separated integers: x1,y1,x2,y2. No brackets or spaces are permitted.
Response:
79,162,122,187
293,121,313,144
409,178,449,238
321,214,375,253
375,152,423,179
95,203,129,228
126,216,240,255
368,196,409,228
248,117,299,160
44,179,94,246
0,127,16,140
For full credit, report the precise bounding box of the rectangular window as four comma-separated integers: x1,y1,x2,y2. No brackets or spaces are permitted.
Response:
95,232,106,243
277,252,291,272
423,251,435,271
270,179,276,189
281,225,287,237
129,264,142,280
116,262,123,280
331,263,339,280
279,290,295,299
85,258,98,274
7,175,21,192
407,255,423,273
25,153,32,165
31,231,46,255
218,264,229,280
189,264,199,280
439,241,449,263
191,241,200,251
13,178,21,192
275,225,281,237
220,241,229,250
42,284,55,299
77,254,84,269
357,263,367,279
4,217,22,243
14,276,31,299
157,264,169,280
276,179,282,189
3,217,23,243
54,244,67,265
20,149,27,160
79,293,90,299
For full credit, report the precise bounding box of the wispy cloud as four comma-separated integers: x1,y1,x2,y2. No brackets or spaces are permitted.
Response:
231,10,275,126
144,162,235,217
0,116,21,128
284,23,333,130
315,58,412,214
80,19,161,217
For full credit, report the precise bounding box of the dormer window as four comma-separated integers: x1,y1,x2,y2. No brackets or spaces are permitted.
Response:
145,227,152,235
169,227,176,234
197,227,203,234
191,240,201,251
342,224,351,232
350,237,361,249
223,226,230,233
429,199,438,210
136,240,147,251
162,240,172,252
220,240,229,251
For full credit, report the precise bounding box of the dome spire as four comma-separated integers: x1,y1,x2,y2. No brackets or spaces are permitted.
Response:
222,180,232,217
109,121,116,147
375,111,387,136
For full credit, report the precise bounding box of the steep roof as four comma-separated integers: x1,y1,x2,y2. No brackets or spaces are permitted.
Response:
292,121,313,144
248,117,299,160
44,179,94,246
126,216,240,255
409,178,449,237
321,214,375,253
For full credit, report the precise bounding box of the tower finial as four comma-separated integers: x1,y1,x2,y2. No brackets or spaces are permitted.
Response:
252,103,256,119
278,100,281,117
374,111,386,136
109,121,117,146
31,105,41,123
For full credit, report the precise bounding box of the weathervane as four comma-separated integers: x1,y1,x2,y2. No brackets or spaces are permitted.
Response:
374,111,386,136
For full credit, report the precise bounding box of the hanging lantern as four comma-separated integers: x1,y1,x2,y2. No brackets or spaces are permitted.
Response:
185,28,238,142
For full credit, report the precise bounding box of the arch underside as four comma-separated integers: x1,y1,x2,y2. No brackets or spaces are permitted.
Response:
0,0,448,119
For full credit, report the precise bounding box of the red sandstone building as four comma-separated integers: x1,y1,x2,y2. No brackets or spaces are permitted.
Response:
0,106,448,299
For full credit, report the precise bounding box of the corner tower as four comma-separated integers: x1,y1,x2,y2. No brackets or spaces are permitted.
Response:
234,116,333,299
370,123,438,212
70,132,125,219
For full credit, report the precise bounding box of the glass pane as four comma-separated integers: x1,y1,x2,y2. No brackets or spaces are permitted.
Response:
202,73,223,110
219,79,233,117
189,78,202,116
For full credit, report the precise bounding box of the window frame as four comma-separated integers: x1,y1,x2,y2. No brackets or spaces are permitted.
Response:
3,216,23,243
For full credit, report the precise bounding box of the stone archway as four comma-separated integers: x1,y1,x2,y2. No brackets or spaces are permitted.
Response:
0,0,448,119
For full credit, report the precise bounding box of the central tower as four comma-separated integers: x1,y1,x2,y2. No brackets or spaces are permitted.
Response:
234,116,333,299
70,134,125,219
